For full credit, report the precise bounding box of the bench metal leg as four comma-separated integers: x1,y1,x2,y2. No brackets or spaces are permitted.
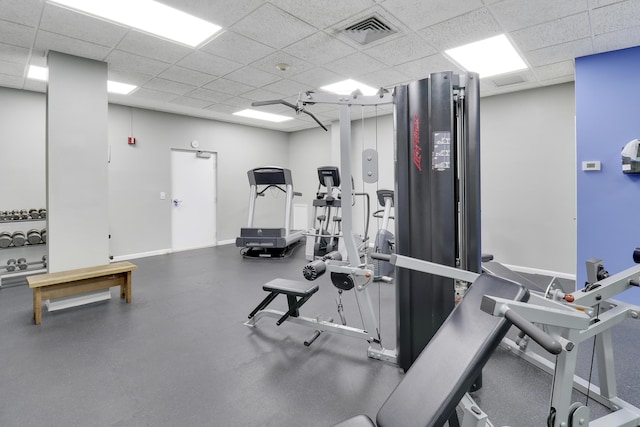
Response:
276,294,314,325
248,292,278,319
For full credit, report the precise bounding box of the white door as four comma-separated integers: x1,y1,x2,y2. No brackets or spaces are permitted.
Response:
171,150,216,251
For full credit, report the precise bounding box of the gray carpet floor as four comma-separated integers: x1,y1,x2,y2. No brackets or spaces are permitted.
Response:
0,244,638,426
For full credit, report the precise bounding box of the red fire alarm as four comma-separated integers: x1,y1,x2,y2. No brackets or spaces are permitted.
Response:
128,136,136,145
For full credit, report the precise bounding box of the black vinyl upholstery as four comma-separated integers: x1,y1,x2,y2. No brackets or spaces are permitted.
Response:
332,273,529,427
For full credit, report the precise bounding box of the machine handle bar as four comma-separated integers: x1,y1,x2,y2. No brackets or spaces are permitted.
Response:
370,253,393,262
503,308,563,355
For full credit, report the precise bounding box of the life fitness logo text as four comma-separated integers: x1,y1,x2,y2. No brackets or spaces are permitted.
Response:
412,115,422,171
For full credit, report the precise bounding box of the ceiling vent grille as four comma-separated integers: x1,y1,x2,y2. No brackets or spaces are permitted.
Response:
492,74,526,87
343,16,396,45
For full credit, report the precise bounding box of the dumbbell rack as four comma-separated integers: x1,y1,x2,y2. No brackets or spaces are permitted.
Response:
0,209,47,288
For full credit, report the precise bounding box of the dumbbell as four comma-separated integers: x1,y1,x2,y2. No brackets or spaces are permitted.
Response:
19,209,29,220
11,231,26,246
0,231,11,248
29,209,40,219
41,228,47,243
10,210,20,220
39,208,47,219
17,258,27,270
27,229,41,245
0,211,7,220
6,259,16,271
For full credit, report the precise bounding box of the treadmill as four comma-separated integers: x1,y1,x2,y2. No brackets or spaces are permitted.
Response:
235,167,305,258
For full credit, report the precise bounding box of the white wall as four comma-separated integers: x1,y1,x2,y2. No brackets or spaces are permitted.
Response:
0,81,576,273
481,83,576,275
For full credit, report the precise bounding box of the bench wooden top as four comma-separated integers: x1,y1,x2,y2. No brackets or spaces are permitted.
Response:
27,261,137,288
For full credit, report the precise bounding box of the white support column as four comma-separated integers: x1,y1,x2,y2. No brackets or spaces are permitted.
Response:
46,52,110,308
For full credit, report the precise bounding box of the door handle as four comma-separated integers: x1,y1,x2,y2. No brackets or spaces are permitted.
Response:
173,199,182,207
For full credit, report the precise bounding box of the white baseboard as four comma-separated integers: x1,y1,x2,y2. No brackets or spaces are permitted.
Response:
217,239,235,246
502,263,576,281
111,249,172,262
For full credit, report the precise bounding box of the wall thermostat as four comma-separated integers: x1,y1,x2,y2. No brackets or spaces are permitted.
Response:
582,160,601,171
191,140,199,148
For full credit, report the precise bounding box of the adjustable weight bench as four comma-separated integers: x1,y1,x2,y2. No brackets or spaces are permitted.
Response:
332,273,530,427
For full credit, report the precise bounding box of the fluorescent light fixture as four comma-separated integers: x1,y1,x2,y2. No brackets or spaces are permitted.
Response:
47,0,222,47
233,109,293,123
321,79,378,96
27,65,138,94
444,34,527,78
107,80,137,95
27,65,48,81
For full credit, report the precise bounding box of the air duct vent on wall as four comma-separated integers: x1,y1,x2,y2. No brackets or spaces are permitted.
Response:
343,16,396,45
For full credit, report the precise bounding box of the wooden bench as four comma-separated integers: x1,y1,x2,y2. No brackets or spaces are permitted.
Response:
27,261,137,325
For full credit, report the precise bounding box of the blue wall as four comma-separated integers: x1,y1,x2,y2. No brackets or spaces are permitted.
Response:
576,47,640,305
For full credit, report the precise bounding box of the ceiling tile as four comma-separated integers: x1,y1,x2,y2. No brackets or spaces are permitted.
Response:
224,66,281,87
419,7,502,50
114,31,193,64
170,96,212,109
177,50,242,77
0,42,29,64
512,12,591,52
262,79,311,97
40,3,128,48
230,3,317,49
269,0,376,29
143,78,196,95
393,54,462,81
291,67,347,89
251,51,315,77
324,52,387,78
106,50,171,76
594,26,640,53
129,88,178,102
200,30,275,65
589,0,628,8
185,87,232,103
379,0,484,30
591,0,640,35
35,30,112,61
158,66,215,86
241,87,283,102
219,96,253,108
203,77,254,95
283,32,356,65
364,33,437,67
489,0,588,32
23,78,46,92
108,69,153,87
0,0,43,27
160,0,264,28
534,60,575,81
0,58,23,76
0,19,36,48
524,38,593,67
359,67,410,88
204,103,239,115
0,72,23,88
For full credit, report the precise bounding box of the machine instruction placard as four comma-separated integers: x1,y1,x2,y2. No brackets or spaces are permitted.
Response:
432,131,451,171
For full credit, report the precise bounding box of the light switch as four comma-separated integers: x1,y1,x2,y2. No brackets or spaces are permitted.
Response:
160,192,166,200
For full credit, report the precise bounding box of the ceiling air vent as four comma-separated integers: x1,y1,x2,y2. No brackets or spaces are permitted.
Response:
343,16,396,45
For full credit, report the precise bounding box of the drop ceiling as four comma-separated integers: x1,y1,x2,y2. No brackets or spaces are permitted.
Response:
0,0,639,132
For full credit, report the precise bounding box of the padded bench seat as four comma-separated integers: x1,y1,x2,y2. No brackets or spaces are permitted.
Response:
248,278,319,326
332,273,529,427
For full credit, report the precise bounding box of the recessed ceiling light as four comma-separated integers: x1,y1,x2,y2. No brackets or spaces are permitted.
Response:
107,80,137,95
233,109,293,123
47,0,222,47
27,65,48,81
444,34,527,78
27,65,138,95
321,79,378,96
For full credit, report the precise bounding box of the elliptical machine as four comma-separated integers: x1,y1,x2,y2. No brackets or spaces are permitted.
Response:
305,167,342,260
